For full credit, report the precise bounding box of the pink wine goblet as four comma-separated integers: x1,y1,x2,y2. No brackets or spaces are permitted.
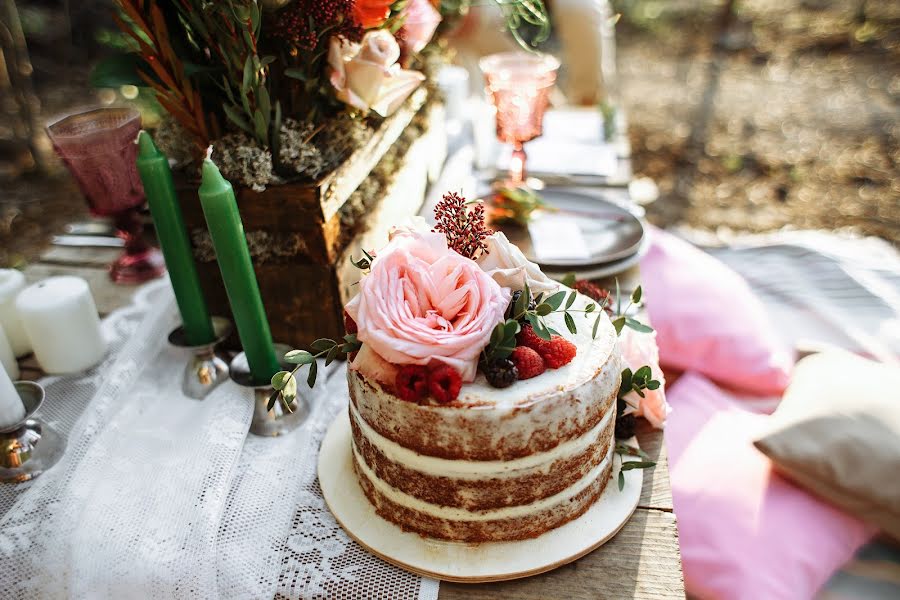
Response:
480,51,560,185
47,107,164,284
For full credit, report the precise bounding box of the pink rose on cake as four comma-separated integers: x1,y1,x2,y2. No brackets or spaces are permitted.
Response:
346,227,510,384
619,327,670,428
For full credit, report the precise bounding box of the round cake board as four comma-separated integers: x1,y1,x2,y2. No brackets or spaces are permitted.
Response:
318,409,643,583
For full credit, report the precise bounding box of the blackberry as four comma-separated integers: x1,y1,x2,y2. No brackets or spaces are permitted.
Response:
483,358,519,388
615,413,637,440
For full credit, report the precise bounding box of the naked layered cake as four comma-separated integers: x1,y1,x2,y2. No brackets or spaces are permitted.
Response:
339,194,624,542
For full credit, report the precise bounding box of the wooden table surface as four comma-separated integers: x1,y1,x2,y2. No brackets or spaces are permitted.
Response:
17,243,685,599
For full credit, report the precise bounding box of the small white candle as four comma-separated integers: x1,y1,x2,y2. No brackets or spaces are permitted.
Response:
0,360,24,429
0,269,31,357
16,277,106,374
0,325,18,380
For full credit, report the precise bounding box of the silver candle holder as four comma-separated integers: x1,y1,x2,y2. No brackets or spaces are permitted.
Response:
229,343,310,437
168,317,232,400
1,381,65,483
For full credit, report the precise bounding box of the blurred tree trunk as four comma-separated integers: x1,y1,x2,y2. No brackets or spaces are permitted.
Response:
0,0,49,176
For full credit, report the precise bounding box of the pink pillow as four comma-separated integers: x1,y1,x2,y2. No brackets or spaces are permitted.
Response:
666,372,875,600
640,226,792,396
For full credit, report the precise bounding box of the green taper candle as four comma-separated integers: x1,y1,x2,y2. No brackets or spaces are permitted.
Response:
136,131,215,345
198,149,280,384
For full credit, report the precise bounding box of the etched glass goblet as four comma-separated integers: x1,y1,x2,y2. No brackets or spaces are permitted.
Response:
480,51,560,184
47,107,164,284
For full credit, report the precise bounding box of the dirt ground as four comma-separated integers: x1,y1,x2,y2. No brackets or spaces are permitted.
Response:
619,0,899,243
0,0,897,268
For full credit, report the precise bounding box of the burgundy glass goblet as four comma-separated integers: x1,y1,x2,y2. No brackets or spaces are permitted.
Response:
46,107,165,284
480,52,560,185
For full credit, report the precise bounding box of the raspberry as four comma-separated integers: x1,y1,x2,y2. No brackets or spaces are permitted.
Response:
395,365,429,402
343,310,358,335
516,324,551,354
540,336,577,369
615,413,637,439
483,358,518,388
428,364,462,404
510,346,545,379
575,280,613,314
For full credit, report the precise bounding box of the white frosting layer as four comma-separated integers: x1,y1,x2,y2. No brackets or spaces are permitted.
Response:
351,399,614,479
353,442,614,522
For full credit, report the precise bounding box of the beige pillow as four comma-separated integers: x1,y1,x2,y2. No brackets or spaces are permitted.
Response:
754,350,900,539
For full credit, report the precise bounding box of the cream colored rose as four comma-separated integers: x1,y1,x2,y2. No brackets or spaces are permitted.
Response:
476,232,559,296
328,31,425,117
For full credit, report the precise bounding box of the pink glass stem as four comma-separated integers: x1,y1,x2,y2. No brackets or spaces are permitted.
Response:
509,142,527,184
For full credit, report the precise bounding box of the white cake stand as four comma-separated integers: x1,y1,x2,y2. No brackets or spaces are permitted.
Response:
318,409,643,583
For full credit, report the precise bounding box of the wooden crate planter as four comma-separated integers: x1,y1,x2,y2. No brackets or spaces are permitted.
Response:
179,88,446,348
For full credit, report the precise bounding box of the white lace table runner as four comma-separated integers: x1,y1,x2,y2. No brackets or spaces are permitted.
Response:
0,280,439,600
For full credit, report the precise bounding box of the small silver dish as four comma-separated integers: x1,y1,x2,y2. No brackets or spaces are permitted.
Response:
1,381,65,483
229,343,310,437
168,316,232,400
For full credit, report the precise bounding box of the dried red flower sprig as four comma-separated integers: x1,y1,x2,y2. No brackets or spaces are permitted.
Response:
433,192,493,260
272,0,361,51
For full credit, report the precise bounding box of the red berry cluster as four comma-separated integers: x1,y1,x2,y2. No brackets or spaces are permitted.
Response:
510,325,577,377
395,364,462,404
574,280,614,315
272,0,361,51
433,192,493,260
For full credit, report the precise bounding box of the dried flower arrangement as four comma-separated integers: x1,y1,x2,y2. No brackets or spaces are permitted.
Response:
99,0,550,189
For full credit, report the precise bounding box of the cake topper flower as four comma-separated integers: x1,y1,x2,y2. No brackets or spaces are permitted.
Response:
345,227,510,383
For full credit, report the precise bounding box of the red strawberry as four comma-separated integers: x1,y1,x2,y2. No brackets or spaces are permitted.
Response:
541,336,577,369
428,364,462,404
510,346,545,379
395,365,429,402
516,324,551,354
343,310,358,335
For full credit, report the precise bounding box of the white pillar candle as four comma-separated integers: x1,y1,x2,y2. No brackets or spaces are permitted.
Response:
0,269,31,357
0,325,18,380
0,360,24,429
16,277,106,374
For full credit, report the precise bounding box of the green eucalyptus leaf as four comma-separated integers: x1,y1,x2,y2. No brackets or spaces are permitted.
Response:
564,312,577,335
634,365,652,380
560,272,577,288
631,285,643,304
310,338,337,353
620,460,656,471
284,350,314,365
592,314,603,339
544,291,566,311
535,303,552,316
585,303,595,314
647,380,661,390
282,373,297,402
267,389,280,411
307,359,318,388
625,318,654,333
325,345,340,366
618,470,625,491
565,291,577,309
271,370,291,391
612,316,626,336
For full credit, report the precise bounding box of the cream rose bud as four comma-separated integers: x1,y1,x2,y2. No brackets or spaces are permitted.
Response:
477,232,559,296
619,327,670,429
328,32,426,117
345,229,510,383
357,30,401,67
